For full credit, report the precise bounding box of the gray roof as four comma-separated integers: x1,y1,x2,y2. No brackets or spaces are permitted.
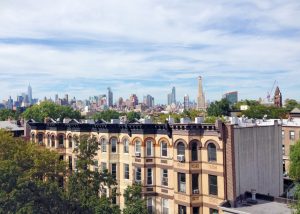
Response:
0,121,24,131
291,107,300,114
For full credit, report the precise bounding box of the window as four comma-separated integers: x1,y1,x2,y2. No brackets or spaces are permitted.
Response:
37,133,43,145
123,138,129,153
58,135,64,147
111,138,117,153
290,131,295,141
193,207,199,214
161,169,168,186
146,140,153,156
209,208,218,214
31,133,35,142
101,138,107,152
178,173,186,193
177,142,185,156
209,175,218,196
94,160,99,172
147,197,153,214
192,174,199,194
208,143,217,162
282,144,285,155
191,142,198,161
68,136,72,148
147,168,153,185
111,163,117,179
51,136,55,147
282,130,285,141
47,135,51,147
68,156,72,170
161,141,168,157
135,140,141,154
178,205,186,214
135,167,141,182
162,198,169,214
124,164,129,179
101,162,107,171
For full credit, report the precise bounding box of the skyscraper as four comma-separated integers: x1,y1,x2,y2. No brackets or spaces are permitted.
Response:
171,86,176,104
28,84,32,104
184,94,189,110
197,76,206,110
107,87,113,107
223,91,238,104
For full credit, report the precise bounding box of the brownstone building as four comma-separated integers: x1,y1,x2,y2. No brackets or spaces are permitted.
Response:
29,118,283,214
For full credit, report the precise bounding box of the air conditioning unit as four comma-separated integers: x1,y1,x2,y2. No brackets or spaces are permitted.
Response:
177,154,185,162
135,152,141,157
193,189,199,194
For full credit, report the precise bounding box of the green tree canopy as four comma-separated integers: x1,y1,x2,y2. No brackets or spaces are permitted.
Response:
92,110,120,122
207,98,231,117
126,111,141,122
242,105,288,119
22,101,81,122
0,109,21,120
285,99,300,112
289,140,300,213
123,184,147,214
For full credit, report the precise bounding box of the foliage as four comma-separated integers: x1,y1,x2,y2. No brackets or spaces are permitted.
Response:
0,129,73,213
67,135,120,214
0,109,21,120
233,100,260,111
207,98,231,117
92,110,120,122
285,99,300,112
242,105,288,119
22,101,81,122
289,140,300,181
181,109,204,120
123,184,147,214
126,111,141,122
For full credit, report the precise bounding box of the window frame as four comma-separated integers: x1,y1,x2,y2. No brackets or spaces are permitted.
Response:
146,140,153,157
191,142,198,161
135,167,142,182
101,138,107,153
161,169,168,187
147,168,153,185
135,140,141,154
208,174,218,196
290,130,295,141
178,172,186,193
111,138,117,153
161,141,168,157
177,142,185,156
111,163,117,179
124,163,130,180
123,138,129,153
208,143,217,162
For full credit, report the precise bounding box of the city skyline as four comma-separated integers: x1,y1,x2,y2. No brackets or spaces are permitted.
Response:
0,1,299,103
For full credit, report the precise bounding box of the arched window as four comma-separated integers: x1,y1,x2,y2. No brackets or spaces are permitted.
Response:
68,136,72,148
191,142,198,161
31,133,35,142
111,138,117,153
101,138,107,152
51,136,55,147
161,141,168,157
123,138,129,153
208,143,217,162
47,135,51,147
135,140,141,154
177,142,185,156
37,133,43,145
146,140,153,156
58,135,64,147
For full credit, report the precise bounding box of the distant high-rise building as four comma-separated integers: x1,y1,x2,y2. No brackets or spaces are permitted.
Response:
7,96,13,109
64,94,69,104
144,95,154,108
171,86,176,104
28,84,32,104
223,91,238,104
118,97,124,108
274,86,282,107
107,87,113,107
197,76,206,110
167,93,172,105
184,94,189,110
130,94,139,107
55,94,59,103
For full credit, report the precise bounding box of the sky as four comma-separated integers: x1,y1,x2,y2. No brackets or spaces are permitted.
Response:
0,0,299,104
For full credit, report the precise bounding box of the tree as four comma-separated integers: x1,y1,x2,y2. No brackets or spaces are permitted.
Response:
22,101,81,122
127,111,141,122
123,184,147,214
0,109,18,120
67,135,120,214
243,105,288,119
285,99,300,112
289,140,300,213
0,129,75,213
207,99,231,117
92,110,120,122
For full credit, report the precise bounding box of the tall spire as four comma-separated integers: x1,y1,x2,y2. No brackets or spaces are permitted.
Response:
197,76,206,110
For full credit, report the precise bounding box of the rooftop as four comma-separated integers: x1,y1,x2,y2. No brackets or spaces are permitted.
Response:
0,120,24,131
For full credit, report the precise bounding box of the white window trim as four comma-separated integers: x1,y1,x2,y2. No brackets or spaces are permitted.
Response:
123,139,129,153
147,168,153,185
146,140,153,157
135,140,141,153
161,141,168,157
111,138,117,153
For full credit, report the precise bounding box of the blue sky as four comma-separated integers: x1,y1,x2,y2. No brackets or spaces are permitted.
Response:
0,0,299,104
